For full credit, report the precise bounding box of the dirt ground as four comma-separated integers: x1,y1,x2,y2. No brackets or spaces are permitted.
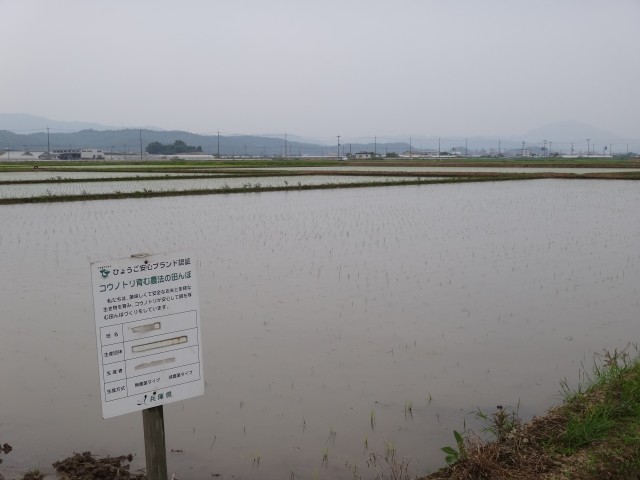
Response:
1,449,145,480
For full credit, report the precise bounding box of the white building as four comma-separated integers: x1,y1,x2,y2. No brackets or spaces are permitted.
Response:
81,149,105,159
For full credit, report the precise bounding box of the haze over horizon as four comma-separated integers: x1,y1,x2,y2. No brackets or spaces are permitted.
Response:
2,1,639,140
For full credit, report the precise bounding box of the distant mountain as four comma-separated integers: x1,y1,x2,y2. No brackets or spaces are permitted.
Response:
1,114,637,156
521,121,624,143
0,113,164,133
0,128,349,157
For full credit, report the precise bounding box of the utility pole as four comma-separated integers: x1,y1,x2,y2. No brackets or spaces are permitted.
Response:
549,141,552,156
409,137,412,158
217,131,220,157
498,139,501,156
337,135,340,159
587,138,590,157
140,129,143,160
465,138,468,157
571,143,574,155
47,126,50,159
374,136,377,158
284,133,288,159
438,137,441,156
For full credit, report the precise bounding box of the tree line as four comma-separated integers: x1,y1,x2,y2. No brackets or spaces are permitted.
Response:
146,140,203,155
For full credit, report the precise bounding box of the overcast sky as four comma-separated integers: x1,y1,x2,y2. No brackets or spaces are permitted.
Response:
2,0,639,140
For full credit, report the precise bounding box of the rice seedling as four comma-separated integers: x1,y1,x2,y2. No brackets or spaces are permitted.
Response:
404,400,413,419
384,441,396,462
345,445,413,480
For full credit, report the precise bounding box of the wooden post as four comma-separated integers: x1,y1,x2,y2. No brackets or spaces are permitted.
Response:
142,405,168,480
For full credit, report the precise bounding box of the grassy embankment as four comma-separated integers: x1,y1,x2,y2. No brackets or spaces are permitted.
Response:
423,346,640,480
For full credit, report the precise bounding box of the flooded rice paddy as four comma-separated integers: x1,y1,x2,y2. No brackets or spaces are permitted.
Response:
0,171,208,181
1,179,639,478
257,165,640,174
0,175,422,199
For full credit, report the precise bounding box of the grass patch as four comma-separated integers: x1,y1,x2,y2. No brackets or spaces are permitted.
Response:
424,345,640,480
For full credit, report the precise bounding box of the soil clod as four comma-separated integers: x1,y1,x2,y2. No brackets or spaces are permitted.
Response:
52,451,145,480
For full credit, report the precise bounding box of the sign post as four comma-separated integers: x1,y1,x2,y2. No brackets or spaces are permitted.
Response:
90,251,203,479
142,405,168,480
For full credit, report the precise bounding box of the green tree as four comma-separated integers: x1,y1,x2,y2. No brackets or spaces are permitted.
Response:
146,140,203,155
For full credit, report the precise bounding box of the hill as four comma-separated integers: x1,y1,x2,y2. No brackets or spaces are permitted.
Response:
521,121,624,143
0,114,637,156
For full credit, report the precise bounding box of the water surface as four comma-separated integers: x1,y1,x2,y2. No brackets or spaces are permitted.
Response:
1,179,639,478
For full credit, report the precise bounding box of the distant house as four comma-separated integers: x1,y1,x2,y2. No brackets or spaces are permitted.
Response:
355,151,374,159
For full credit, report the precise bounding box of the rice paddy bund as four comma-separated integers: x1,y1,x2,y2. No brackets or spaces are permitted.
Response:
2,158,640,203
1,159,640,479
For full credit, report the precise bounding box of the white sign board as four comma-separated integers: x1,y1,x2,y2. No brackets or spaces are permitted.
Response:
90,251,204,418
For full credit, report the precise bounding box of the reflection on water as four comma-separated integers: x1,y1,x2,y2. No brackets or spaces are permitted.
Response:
1,179,639,478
